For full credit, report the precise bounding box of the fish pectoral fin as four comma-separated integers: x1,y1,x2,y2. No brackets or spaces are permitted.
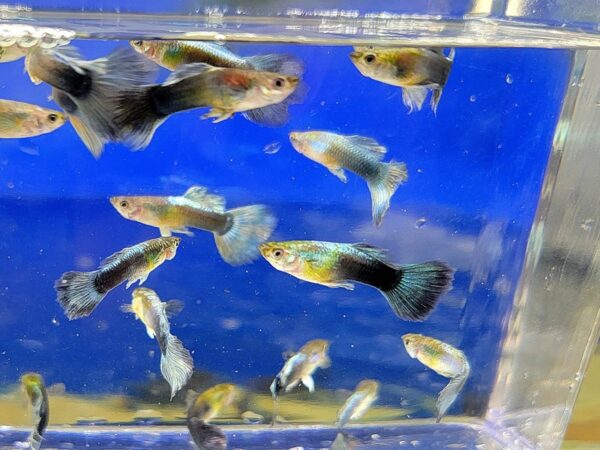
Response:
159,227,172,237
324,281,355,290
201,109,233,123
127,273,148,289
171,227,194,237
301,376,315,393
327,166,348,183
145,326,156,339
137,273,149,286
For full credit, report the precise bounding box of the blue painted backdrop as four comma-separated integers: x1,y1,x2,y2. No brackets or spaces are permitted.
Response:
0,42,570,419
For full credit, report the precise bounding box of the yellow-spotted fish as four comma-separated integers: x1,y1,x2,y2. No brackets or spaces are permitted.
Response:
402,333,470,422
336,379,379,428
21,372,49,450
186,384,238,450
0,99,65,138
289,131,407,226
25,46,157,157
121,288,193,400
110,186,276,265
54,237,180,320
260,241,453,321
115,63,305,149
350,47,455,113
270,339,331,399
131,40,301,74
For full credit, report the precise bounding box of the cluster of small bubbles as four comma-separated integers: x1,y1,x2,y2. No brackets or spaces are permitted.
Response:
0,24,74,49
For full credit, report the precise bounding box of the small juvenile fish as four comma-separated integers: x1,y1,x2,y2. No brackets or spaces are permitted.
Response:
289,131,407,226
186,384,238,450
110,185,276,266
402,333,470,422
121,288,193,400
0,99,65,139
350,47,455,113
259,241,453,321
131,40,302,74
115,63,305,149
54,236,180,320
270,339,330,399
21,372,49,450
336,379,379,429
25,46,157,157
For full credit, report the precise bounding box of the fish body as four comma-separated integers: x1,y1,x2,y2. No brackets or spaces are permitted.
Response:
289,131,407,226
54,236,180,320
270,339,330,399
402,333,470,422
115,63,304,149
336,379,379,428
25,46,157,157
259,241,453,321
21,372,49,450
186,384,238,450
121,288,193,399
110,185,276,265
350,47,455,113
0,99,65,138
0,45,29,63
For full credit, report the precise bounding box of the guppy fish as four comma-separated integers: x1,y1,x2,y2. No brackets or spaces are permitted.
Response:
270,339,331,399
402,333,470,422
336,379,379,429
54,236,180,320
25,46,157,157
121,288,193,400
350,47,455,113
260,241,454,321
289,131,407,226
0,99,65,138
110,185,276,266
115,63,304,150
186,384,238,450
131,39,302,74
21,372,49,450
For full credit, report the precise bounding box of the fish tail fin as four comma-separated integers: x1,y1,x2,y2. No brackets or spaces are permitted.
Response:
160,333,194,400
382,262,454,321
242,80,308,127
58,47,156,156
214,205,277,265
27,430,43,450
367,161,408,226
54,270,105,320
186,417,227,450
114,85,165,150
428,48,455,114
243,54,304,76
436,362,469,422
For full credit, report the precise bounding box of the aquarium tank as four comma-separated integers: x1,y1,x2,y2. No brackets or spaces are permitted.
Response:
1,1,600,449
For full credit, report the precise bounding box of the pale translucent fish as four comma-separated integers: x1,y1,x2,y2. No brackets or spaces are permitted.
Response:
336,379,379,428
0,99,65,138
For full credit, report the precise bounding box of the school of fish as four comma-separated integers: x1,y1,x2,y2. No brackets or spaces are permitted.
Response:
4,33,474,450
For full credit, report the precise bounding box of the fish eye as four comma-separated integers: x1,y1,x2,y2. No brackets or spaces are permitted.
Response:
132,40,143,47
47,113,58,122
274,77,285,88
364,54,376,64
273,249,283,258
120,200,129,208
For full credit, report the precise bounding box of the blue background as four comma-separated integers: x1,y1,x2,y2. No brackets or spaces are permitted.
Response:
0,42,571,419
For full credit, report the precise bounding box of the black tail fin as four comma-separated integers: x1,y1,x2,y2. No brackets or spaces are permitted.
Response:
186,418,227,450
382,262,454,321
54,271,105,320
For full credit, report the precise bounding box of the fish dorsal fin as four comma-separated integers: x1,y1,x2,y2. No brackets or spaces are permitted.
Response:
183,186,226,212
351,243,389,261
344,135,387,160
165,299,184,317
166,63,215,85
101,244,140,267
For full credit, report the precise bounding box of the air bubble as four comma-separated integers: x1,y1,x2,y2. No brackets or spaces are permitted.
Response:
469,95,477,103
415,217,427,228
264,141,281,155
505,74,514,84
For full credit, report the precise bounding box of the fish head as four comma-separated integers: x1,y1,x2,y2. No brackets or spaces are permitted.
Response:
109,196,149,221
356,379,380,396
131,287,158,315
130,40,158,59
288,131,331,162
251,72,299,107
402,333,422,358
258,241,304,274
162,236,181,260
350,46,397,81
300,339,331,367
21,372,44,397
25,108,66,136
